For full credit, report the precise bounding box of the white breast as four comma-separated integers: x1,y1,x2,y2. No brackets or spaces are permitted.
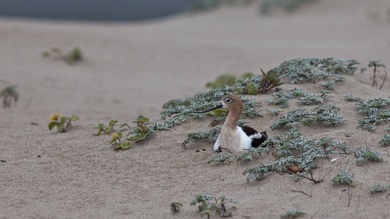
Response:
213,126,252,152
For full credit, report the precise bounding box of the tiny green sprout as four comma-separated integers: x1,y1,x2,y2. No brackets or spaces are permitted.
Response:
42,47,83,65
0,85,19,109
48,114,79,133
170,202,183,213
379,134,390,147
331,170,353,186
259,69,283,94
370,183,390,194
280,209,305,219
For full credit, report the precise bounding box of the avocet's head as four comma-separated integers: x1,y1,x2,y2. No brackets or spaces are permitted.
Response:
221,94,243,112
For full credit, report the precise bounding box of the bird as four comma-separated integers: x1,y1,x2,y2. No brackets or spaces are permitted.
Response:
191,94,268,153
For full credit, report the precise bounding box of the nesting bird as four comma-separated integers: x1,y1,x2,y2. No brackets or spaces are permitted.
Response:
193,94,268,153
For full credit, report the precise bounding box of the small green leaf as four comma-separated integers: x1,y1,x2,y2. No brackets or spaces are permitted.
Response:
133,115,149,124
95,130,102,136
57,124,65,132
119,123,128,128
60,116,69,125
108,120,118,128
120,142,131,149
207,108,228,116
104,127,112,133
247,84,258,95
95,123,105,129
126,130,150,142
117,132,123,140
48,121,57,130
70,115,80,121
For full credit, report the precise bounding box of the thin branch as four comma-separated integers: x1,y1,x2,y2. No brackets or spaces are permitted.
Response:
379,71,387,90
291,189,312,198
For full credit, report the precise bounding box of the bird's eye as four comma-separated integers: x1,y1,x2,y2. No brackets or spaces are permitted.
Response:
225,98,232,103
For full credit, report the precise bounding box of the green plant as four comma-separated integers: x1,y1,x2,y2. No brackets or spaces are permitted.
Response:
280,209,305,219
331,171,353,186
94,120,119,136
42,47,83,65
170,202,183,213
126,115,151,142
190,195,236,218
379,134,390,147
0,85,18,109
344,93,362,102
48,114,79,132
297,91,331,105
370,183,390,194
206,74,237,89
110,132,131,150
269,58,359,85
259,69,283,94
208,153,236,165
368,60,386,89
355,98,390,131
267,88,304,109
352,148,383,165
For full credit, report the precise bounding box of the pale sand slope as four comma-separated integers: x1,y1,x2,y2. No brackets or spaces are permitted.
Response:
0,0,390,218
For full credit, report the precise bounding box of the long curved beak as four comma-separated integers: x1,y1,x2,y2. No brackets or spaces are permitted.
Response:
190,104,223,113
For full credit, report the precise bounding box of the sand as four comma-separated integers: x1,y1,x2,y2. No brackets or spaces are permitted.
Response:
1,0,390,218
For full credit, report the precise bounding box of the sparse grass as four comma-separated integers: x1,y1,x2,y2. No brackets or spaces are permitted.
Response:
379,134,390,147
208,153,236,165
280,209,305,219
352,148,383,166
344,93,362,102
355,98,390,131
370,183,390,194
42,47,83,65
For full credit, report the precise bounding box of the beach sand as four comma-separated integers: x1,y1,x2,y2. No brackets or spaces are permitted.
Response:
1,0,390,218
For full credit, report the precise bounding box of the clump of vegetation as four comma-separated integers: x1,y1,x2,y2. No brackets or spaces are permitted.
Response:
379,134,390,147
170,202,183,213
269,58,359,85
0,85,19,109
280,209,305,219
331,171,353,186
297,91,331,105
206,74,238,89
243,128,347,183
368,60,386,89
355,98,390,131
208,153,236,165
48,114,79,132
268,88,304,109
271,104,345,130
351,148,383,165
370,183,390,194
190,195,236,218
42,47,83,65
95,116,152,150
183,126,221,148
259,69,283,94
344,93,362,102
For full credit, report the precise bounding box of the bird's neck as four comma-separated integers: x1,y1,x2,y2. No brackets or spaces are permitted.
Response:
223,108,242,129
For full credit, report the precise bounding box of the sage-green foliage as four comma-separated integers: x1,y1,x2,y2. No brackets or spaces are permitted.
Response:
370,183,390,194
352,148,383,166
170,202,183,213
355,98,390,131
208,153,236,165
190,195,236,218
182,126,221,148
331,171,353,186
236,147,264,162
206,74,238,89
268,88,304,109
94,120,119,136
0,85,18,109
297,91,331,105
48,115,79,133
42,47,83,65
280,209,305,219
344,93,362,102
243,128,347,182
271,104,344,130
269,58,359,84
379,134,390,147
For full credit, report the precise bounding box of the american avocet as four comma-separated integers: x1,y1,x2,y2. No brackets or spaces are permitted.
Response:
192,94,268,153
